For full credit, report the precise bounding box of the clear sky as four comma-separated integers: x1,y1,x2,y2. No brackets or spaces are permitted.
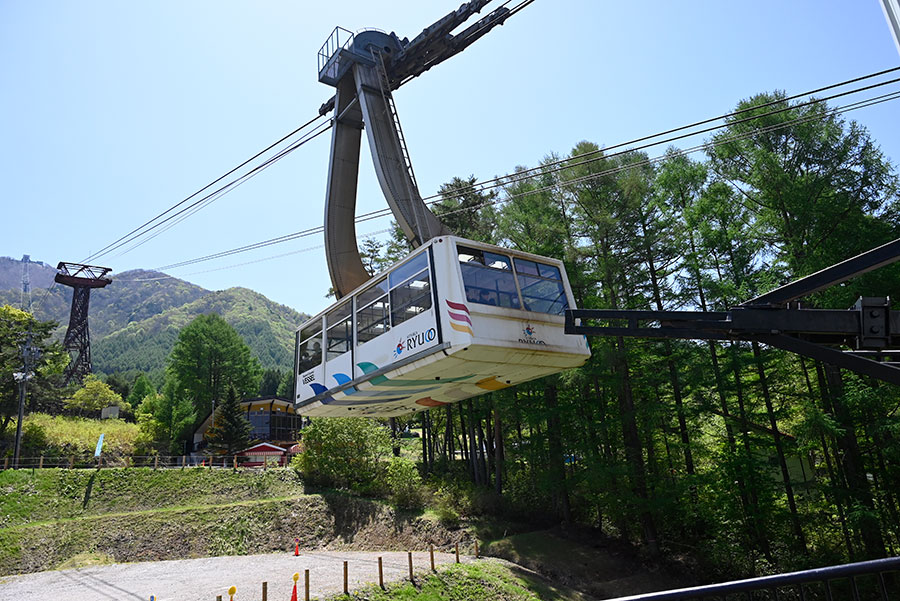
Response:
2,1,899,317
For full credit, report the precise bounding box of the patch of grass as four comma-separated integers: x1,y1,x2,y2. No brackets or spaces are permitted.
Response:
327,561,592,601
0,467,304,528
12,413,140,458
56,551,116,570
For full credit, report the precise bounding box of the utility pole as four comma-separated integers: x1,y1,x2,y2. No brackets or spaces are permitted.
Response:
12,331,37,469
13,256,37,469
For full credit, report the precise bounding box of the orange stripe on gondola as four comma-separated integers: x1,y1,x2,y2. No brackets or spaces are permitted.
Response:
450,322,474,335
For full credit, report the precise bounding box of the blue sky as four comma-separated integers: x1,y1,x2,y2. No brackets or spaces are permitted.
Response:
2,1,898,317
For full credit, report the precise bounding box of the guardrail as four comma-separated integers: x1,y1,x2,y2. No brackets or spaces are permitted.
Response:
608,556,900,601
0,454,288,470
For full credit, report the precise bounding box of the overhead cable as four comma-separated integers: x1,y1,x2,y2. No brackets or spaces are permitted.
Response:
148,87,900,273
82,114,328,264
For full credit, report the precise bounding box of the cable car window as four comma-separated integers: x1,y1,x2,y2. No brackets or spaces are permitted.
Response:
357,278,390,345
458,245,520,309
514,258,569,315
390,268,432,327
389,252,429,288
325,302,352,361
298,322,323,373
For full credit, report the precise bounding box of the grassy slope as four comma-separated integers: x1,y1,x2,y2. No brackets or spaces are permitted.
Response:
12,413,140,458
0,468,470,577
486,530,688,600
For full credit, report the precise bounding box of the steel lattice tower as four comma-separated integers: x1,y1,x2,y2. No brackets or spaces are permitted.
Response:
54,262,112,385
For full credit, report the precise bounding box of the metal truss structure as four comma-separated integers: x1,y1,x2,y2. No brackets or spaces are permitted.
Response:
54,262,112,385
566,238,900,386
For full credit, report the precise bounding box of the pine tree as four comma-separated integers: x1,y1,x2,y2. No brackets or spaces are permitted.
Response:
205,386,252,455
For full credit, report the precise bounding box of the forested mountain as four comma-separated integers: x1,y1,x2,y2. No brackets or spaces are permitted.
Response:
92,287,305,374
0,261,307,377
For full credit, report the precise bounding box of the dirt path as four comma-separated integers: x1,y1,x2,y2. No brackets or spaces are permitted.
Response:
0,550,472,601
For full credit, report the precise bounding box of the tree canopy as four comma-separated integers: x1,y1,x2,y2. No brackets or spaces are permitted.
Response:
166,313,261,423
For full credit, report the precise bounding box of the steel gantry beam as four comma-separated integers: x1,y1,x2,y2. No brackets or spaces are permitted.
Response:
566,237,900,386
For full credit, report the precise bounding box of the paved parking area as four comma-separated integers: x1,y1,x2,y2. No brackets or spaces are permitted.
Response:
0,550,470,601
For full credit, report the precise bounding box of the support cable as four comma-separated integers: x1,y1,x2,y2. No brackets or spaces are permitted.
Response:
81,114,327,264
146,88,900,274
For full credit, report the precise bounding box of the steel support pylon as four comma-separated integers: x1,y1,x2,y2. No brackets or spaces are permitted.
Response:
317,2,512,298
54,263,112,385
323,58,451,298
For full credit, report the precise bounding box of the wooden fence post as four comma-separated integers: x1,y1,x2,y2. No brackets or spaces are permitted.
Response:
154,456,159,470
343,560,348,594
304,569,310,601
378,556,384,589
38,456,44,469
233,456,237,470
3,457,8,470
430,544,435,571
408,551,414,581
261,581,267,601
475,540,479,558
455,543,460,563
181,455,186,469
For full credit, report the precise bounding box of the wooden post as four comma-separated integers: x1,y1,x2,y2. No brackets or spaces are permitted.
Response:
154,455,159,470
38,456,44,469
69,455,74,469
261,581,267,601
475,540,479,558
408,551,414,581
378,556,384,589
455,543,460,563
264,457,268,471
343,560,348,594
430,544,435,571
181,455,186,469
4,457,9,470
304,569,310,601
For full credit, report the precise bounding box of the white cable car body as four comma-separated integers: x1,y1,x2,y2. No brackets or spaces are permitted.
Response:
294,235,591,417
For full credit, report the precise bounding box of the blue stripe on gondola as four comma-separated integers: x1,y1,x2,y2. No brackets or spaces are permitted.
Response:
333,373,351,385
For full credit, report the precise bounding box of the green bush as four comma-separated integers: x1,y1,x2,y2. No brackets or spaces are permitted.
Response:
294,418,390,492
385,457,424,510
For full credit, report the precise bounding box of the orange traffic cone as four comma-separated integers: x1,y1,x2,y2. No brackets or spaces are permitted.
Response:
291,572,299,601
294,538,299,557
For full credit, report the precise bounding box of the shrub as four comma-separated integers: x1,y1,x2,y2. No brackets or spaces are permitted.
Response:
385,457,424,510
294,418,390,492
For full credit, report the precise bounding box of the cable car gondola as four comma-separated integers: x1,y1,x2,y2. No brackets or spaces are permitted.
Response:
296,5,588,416
294,235,590,417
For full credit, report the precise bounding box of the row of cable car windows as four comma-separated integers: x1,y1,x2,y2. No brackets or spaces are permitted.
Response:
297,251,432,373
457,245,569,315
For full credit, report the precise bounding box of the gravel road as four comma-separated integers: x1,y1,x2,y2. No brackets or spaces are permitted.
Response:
0,550,473,601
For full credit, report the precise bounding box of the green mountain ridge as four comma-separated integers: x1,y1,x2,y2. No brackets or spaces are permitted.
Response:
93,286,307,374
0,257,308,377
